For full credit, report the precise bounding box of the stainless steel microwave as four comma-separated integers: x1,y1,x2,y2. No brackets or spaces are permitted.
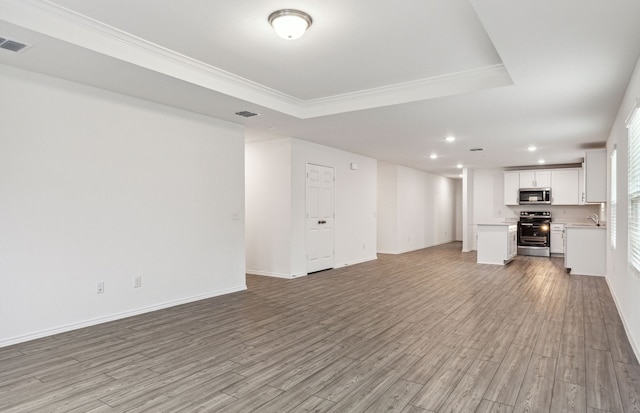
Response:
519,188,551,204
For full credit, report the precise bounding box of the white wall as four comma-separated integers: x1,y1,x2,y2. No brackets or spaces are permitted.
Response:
290,139,378,275
377,163,457,254
0,65,246,347
455,179,463,241
245,138,378,278
606,56,640,359
245,139,292,278
377,162,399,252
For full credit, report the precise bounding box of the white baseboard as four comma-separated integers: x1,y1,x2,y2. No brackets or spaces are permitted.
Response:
334,255,378,267
0,284,247,348
246,270,294,279
248,256,378,279
604,276,640,363
384,240,456,255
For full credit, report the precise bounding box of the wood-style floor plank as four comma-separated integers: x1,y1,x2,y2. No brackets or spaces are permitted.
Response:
483,344,533,406
557,333,587,387
614,361,640,413
550,380,587,413
0,242,637,413
586,349,624,412
512,355,556,412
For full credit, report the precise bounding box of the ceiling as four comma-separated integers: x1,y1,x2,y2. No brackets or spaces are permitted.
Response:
1,0,639,178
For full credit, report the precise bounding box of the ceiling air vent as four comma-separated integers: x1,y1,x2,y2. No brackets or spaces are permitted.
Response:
469,147,485,152
235,110,259,118
0,37,29,53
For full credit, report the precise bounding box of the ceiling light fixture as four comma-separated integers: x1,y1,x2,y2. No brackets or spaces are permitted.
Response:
456,163,463,169
446,136,456,142
430,153,438,159
528,145,537,152
268,9,312,40
538,159,546,164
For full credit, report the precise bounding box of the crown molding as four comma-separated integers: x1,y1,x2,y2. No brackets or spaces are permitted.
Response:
301,64,512,118
1,0,513,119
0,0,305,116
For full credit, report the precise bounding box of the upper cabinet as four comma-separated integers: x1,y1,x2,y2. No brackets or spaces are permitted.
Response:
504,172,520,205
519,170,551,188
584,149,606,203
504,168,583,205
551,169,580,205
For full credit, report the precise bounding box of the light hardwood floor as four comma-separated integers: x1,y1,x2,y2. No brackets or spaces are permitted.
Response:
1,242,639,412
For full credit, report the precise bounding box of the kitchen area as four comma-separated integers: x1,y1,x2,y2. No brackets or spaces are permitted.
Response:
475,149,607,276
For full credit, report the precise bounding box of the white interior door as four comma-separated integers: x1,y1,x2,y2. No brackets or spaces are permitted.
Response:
306,163,334,273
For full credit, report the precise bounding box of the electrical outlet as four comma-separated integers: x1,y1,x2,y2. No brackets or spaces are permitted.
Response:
97,282,104,294
134,275,142,288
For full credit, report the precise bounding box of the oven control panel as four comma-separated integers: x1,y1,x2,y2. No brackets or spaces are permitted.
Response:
520,211,551,219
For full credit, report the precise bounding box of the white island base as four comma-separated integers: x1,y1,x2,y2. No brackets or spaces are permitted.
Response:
476,224,518,265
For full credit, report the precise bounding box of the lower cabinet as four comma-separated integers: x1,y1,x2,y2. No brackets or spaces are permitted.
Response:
564,226,606,275
550,223,565,254
477,224,517,265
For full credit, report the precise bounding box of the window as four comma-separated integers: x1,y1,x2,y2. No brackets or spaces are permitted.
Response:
628,107,640,275
610,147,617,250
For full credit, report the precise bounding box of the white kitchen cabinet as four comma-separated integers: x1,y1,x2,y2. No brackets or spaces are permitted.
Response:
504,172,520,205
564,226,606,275
477,224,517,265
520,170,551,188
584,149,606,203
551,169,580,205
550,223,565,254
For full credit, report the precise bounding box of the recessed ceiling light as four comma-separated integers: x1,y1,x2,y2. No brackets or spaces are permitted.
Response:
528,145,537,152
446,136,456,142
456,163,463,169
430,153,438,160
459,174,463,178
538,159,546,164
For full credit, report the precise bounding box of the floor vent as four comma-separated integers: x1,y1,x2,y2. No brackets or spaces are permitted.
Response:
235,110,259,118
0,37,29,53
469,147,485,152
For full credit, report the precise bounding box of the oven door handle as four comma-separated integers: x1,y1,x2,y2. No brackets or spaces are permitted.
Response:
520,223,534,226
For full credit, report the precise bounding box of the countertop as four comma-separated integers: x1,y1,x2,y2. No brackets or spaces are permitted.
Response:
564,223,606,229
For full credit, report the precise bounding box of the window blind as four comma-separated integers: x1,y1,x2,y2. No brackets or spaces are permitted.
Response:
628,107,640,275
611,148,617,250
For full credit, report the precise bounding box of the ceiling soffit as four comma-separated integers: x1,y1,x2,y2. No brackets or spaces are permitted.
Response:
1,0,513,119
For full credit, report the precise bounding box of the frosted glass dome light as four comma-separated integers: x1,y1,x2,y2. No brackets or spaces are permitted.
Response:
269,9,312,40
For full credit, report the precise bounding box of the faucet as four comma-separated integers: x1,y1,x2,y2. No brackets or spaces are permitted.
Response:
587,214,600,226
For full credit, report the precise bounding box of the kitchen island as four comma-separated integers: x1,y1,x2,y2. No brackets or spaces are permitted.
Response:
476,223,517,265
